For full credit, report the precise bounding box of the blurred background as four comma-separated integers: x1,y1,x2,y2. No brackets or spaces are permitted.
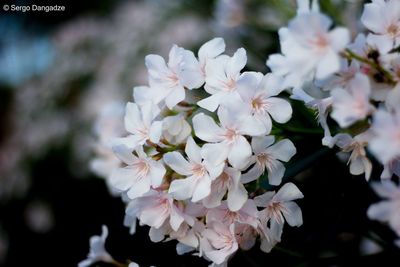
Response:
0,0,399,266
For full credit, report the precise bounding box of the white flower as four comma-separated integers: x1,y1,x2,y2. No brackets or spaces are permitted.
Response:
126,190,192,232
110,145,165,199
255,183,304,241
369,108,400,164
113,102,162,149
361,0,400,54
206,200,259,228
145,45,202,109
203,166,248,211
162,114,191,144
78,225,113,267
330,73,374,128
267,3,350,87
368,181,400,236
193,99,265,169
179,38,226,92
325,133,372,180
201,221,238,265
165,137,224,202
242,136,296,186
197,48,247,111
236,72,293,134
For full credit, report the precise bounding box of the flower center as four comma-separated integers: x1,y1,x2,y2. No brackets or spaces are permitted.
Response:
134,160,150,179
387,23,400,38
224,78,237,92
309,34,329,52
223,128,239,143
192,163,206,177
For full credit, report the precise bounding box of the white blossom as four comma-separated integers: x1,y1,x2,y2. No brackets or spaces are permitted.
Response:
165,137,224,202
110,145,165,199
242,136,296,186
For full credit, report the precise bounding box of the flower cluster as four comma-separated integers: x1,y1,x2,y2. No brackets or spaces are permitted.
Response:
106,37,301,265
267,0,400,181
267,0,400,244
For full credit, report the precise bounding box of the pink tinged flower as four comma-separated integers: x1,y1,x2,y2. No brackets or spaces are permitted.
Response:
193,100,265,169
113,102,162,149
201,221,239,265
198,38,226,74
368,181,400,236
369,108,400,164
326,133,372,180
236,72,293,134
110,145,165,199
127,190,190,232
197,48,247,112
165,137,225,202
242,136,296,186
330,73,373,128
267,9,350,87
203,167,248,211
145,45,202,109
255,182,304,241
206,200,259,229
361,0,400,53
78,225,114,267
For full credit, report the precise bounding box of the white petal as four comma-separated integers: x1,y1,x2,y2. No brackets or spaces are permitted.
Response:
110,167,135,191
198,37,226,63
251,135,275,154
197,92,224,112
367,202,392,222
149,160,166,187
193,113,224,142
315,49,340,80
201,143,230,166
127,177,151,199
226,48,247,78
165,86,185,109
149,121,163,143
282,202,303,226
124,102,142,134
112,144,135,165
227,180,248,211
185,136,202,164
163,152,192,175
228,136,252,169
266,139,296,162
266,159,285,186
254,191,275,207
192,175,212,202
264,97,293,123
241,164,264,184
274,182,304,202
169,176,197,200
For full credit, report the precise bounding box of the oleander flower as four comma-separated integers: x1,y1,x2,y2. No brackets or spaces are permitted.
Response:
165,137,225,202
255,183,304,241
113,102,162,149
242,136,296,186
110,145,165,199
236,72,293,134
